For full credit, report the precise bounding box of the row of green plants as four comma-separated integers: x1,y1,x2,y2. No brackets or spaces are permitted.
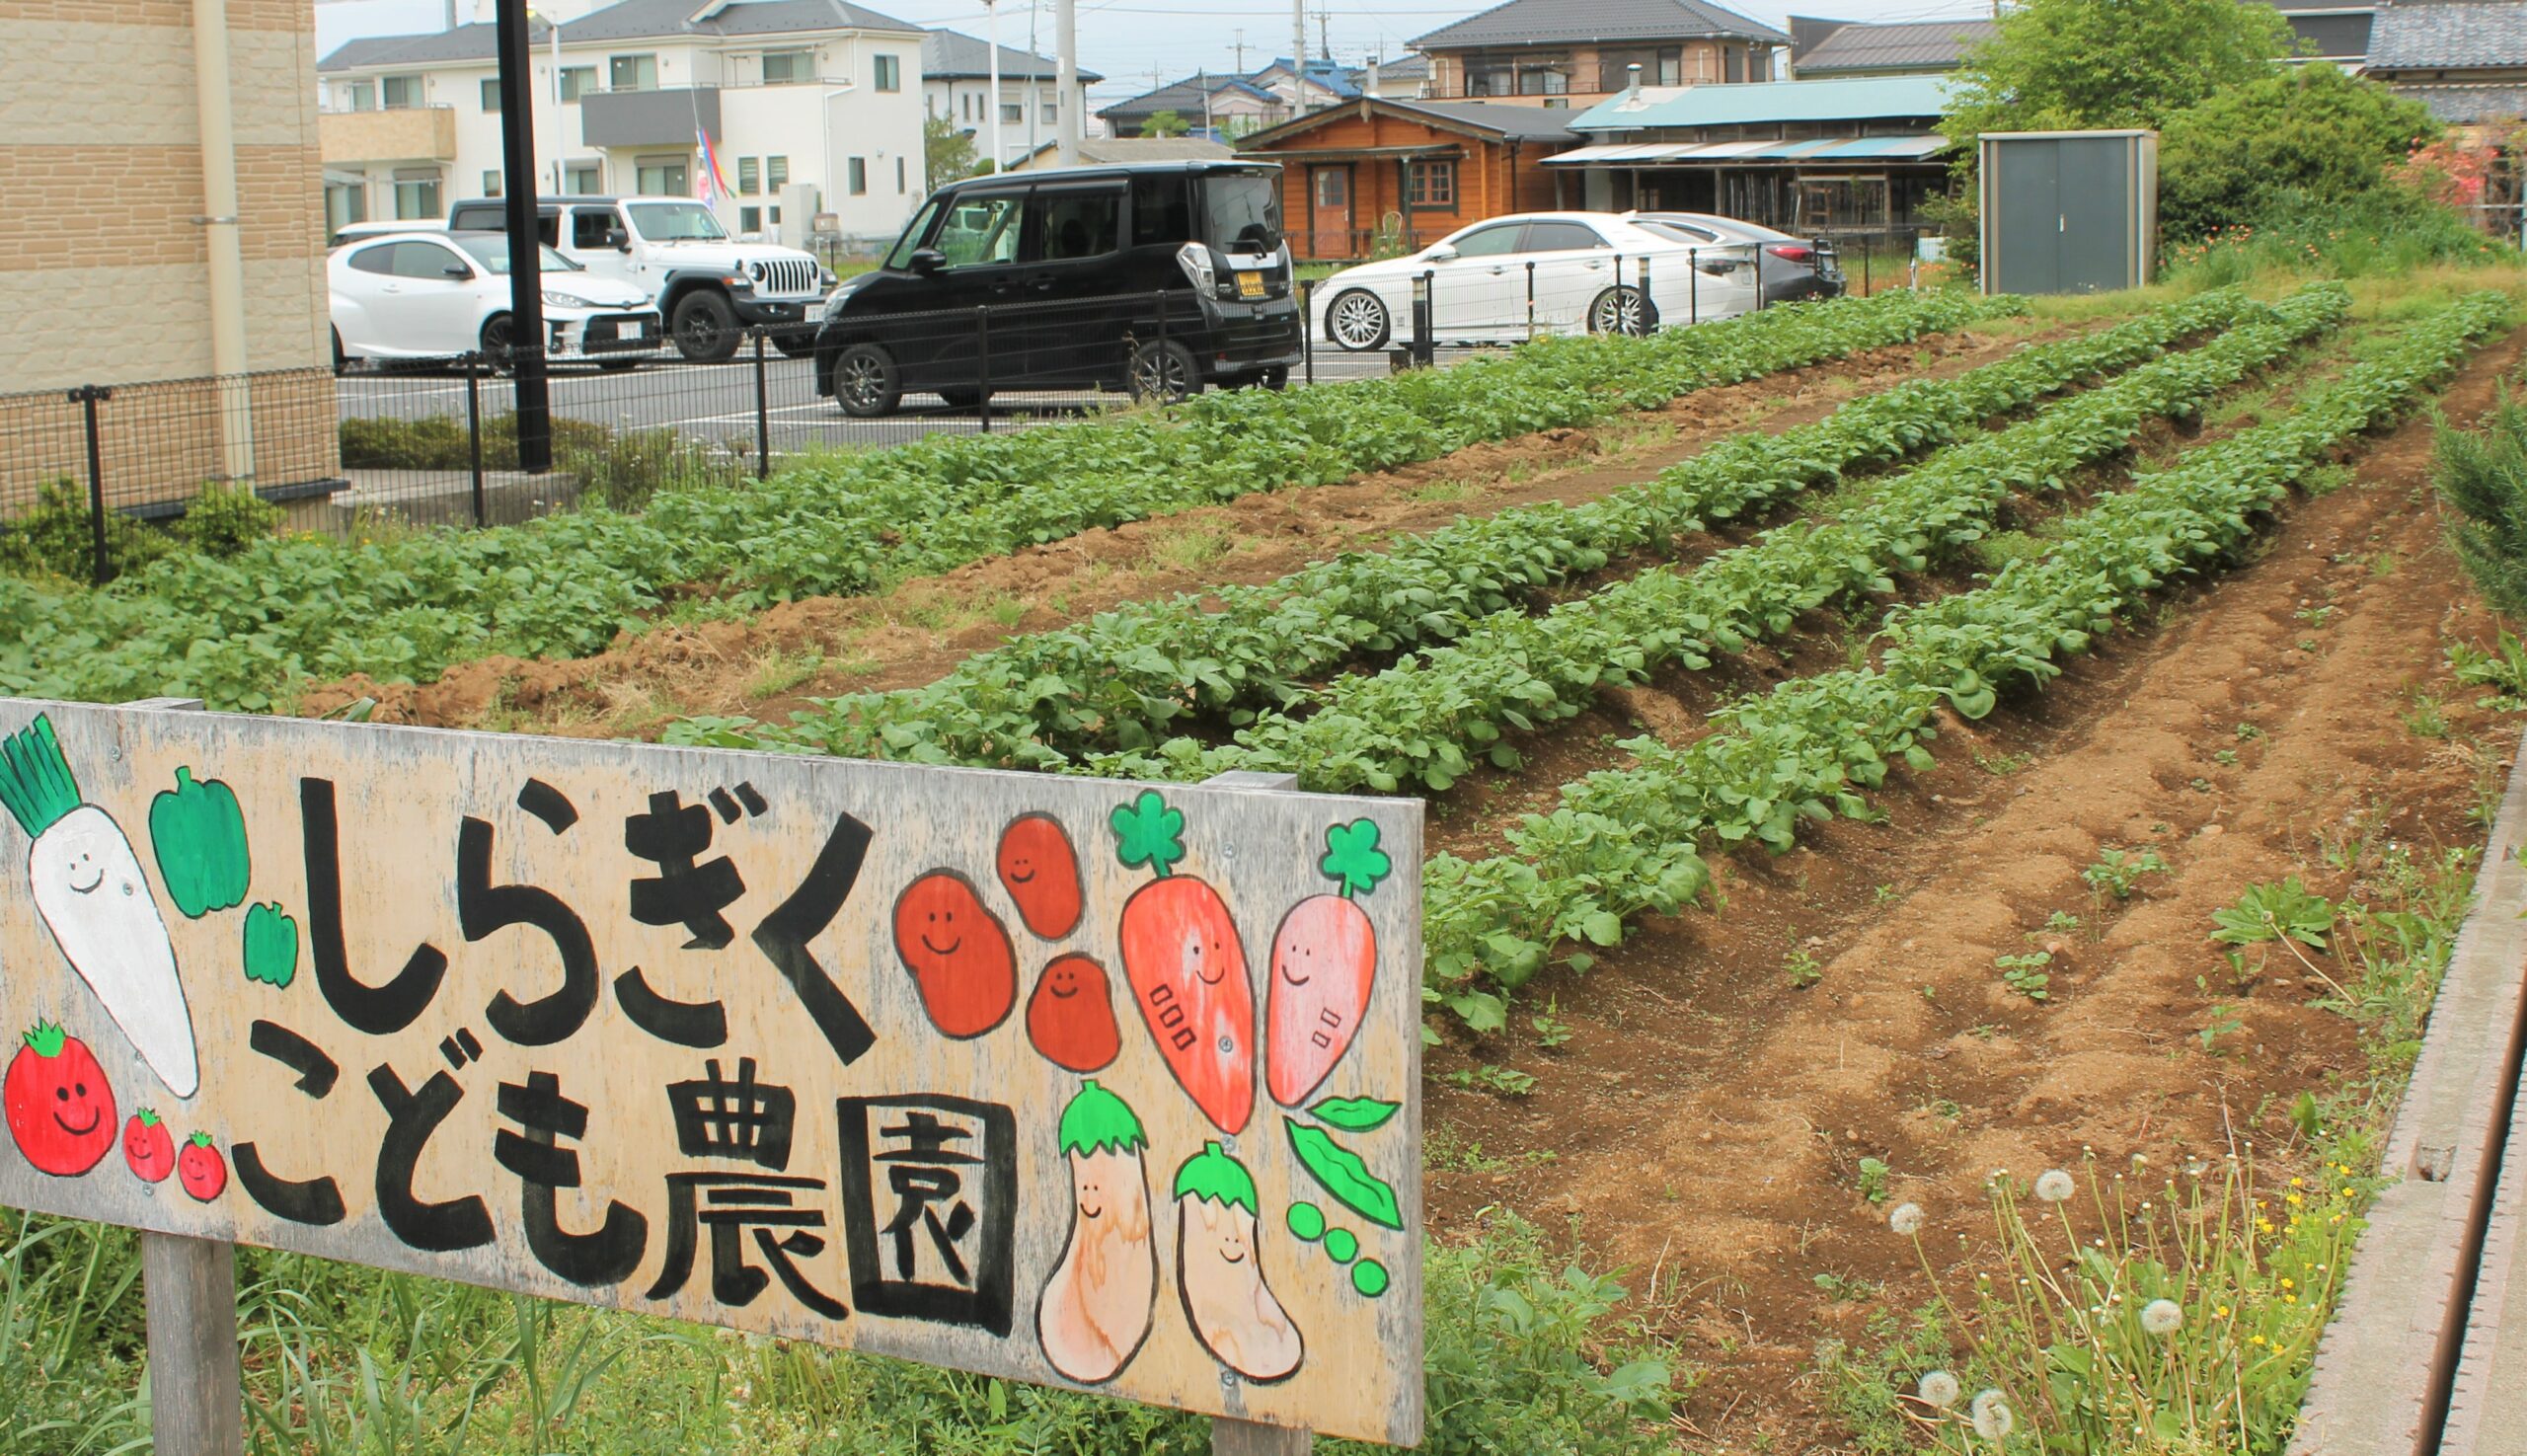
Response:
671,290,2233,764
0,481,284,580
1096,284,2349,793
0,290,2009,713
1419,289,2509,1029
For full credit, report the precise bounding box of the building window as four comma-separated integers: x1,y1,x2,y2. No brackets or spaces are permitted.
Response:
1043,102,1057,122
897,155,906,192
636,154,688,194
609,53,657,92
873,53,900,91
767,155,789,190
338,79,375,111
559,66,596,102
480,77,501,111
566,161,603,193
996,101,1020,125
1516,62,1569,96
738,156,759,194
325,180,367,231
770,204,782,224
483,169,502,195
1723,45,1744,83
847,157,867,194
381,74,423,109
1407,160,1455,208
762,48,813,84
740,204,762,232
392,172,441,219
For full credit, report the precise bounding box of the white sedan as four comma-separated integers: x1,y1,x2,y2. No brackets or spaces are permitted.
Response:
330,230,664,371
1310,211,1763,351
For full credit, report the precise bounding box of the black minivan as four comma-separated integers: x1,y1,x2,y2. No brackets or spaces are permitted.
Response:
813,161,1303,417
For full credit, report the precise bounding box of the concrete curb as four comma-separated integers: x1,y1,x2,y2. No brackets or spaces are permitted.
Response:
2292,732,2527,1456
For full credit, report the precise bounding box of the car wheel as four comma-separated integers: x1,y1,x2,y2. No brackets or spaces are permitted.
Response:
331,328,346,377
671,291,742,363
832,343,901,418
1126,339,1199,404
1587,286,1659,337
479,315,518,374
1327,289,1390,351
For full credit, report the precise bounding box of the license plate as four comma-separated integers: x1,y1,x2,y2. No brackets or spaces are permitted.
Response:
1236,271,1264,299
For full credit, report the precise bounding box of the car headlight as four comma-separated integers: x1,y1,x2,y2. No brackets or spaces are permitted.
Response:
542,290,595,309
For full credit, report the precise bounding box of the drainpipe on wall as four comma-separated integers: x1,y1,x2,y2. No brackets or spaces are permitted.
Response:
192,0,254,482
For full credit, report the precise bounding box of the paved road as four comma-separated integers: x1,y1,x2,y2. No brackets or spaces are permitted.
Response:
336,342,1488,452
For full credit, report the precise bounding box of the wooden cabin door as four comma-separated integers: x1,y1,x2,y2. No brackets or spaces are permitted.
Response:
1310,166,1354,258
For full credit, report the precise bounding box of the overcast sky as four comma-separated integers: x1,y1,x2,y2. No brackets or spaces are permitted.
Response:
312,0,1996,109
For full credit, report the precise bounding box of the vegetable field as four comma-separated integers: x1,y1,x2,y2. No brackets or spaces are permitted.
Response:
11,265,2527,1455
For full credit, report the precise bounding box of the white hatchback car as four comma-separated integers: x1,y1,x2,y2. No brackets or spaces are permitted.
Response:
1311,211,1762,350
329,229,664,371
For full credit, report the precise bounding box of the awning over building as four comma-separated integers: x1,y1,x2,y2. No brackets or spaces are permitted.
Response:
1542,133,1947,165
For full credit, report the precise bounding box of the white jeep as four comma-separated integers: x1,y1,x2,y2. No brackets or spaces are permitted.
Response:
446,194,831,362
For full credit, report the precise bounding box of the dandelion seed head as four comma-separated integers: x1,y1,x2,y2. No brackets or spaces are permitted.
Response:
2034,1169,2076,1203
1917,1370,1961,1409
2141,1299,2183,1336
1889,1202,1926,1237
1971,1390,2016,1440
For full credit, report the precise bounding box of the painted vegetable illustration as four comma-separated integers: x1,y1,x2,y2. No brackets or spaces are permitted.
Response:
0,716,201,1098
147,766,250,919
243,901,299,988
1285,1117,1404,1230
1027,953,1120,1073
1266,818,1389,1108
177,1133,227,1201
1174,1141,1303,1383
3,1022,117,1177
123,1109,175,1183
891,870,1018,1038
997,811,1084,940
1035,1081,1156,1384
1111,791,1254,1135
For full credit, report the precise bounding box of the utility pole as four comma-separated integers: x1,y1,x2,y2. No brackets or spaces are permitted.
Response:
1233,28,1246,71
1056,0,1078,163
985,0,1003,173
1290,0,1305,115
1316,9,1331,72
1027,0,1040,161
494,0,551,472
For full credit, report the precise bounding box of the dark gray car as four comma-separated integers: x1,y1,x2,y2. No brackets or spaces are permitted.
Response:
1628,211,1845,306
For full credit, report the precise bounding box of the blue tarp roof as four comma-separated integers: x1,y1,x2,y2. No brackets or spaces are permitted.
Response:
1570,74,1952,130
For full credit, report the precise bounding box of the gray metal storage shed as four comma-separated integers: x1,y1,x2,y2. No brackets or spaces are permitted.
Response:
1978,129,2158,295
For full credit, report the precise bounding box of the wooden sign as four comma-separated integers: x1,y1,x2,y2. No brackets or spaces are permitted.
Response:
0,700,1422,1445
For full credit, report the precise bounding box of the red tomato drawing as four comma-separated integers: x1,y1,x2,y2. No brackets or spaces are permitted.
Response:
1118,877,1255,1135
177,1133,226,1201
892,871,1018,1038
1027,953,1121,1072
997,812,1084,940
3,1021,117,1178
123,1109,175,1183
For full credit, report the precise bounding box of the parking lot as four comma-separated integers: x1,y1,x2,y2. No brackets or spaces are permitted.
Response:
334,339,1490,452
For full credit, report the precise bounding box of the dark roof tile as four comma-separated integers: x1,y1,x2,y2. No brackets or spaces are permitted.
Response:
1413,0,1789,51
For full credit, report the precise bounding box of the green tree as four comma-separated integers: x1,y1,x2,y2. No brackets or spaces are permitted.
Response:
1144,108,1191,138
923,112,981,194
2158,63,2440,238
1943,0,2295,141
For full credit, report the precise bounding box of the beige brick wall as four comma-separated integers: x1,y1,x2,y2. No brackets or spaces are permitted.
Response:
0,0,335,496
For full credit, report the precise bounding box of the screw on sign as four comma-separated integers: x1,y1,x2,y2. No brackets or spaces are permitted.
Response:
0,702,1424,1451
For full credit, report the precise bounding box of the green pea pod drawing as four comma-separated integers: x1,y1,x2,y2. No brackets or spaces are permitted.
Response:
1284,1117,1402,1231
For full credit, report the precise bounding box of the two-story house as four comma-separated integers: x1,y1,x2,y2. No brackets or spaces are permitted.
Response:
318,0,929,248
1409,0,1790,109
1786,16,1994,80
920,31,1100,171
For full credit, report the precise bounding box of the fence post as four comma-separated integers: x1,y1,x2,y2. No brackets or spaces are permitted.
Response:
464,355,488,528
1755,245,1766,311
751,328,773,479
1635,256,1652,337
975,306,994,434
1200,765,1315,1456
68,383,113,585
1525,260,1536,342
1689,249,1698,326
1862,242,1871,297
1609,254,1623,334
124,694,244,1456
1300,280,1314,388
1155,288,1171,388
1411,270,1433,369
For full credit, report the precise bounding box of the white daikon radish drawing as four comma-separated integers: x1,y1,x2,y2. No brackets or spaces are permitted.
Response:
0,716,199,1098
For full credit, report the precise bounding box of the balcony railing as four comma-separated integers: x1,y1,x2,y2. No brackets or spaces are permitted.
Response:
318,105,458,165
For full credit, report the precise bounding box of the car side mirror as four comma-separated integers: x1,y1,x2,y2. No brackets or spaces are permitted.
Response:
442,264,474,279
1425,244,1459,263
909,248,948,275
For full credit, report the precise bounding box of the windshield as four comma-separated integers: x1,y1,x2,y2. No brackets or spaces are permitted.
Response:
885,199,942,270
449,235,582,274
1201,172,1281,255
626,201,729,242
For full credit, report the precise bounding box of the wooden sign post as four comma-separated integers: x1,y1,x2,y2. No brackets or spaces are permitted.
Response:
0,699,1422,1448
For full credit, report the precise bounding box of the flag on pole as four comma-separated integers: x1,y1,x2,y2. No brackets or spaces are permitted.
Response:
696,124,732,206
